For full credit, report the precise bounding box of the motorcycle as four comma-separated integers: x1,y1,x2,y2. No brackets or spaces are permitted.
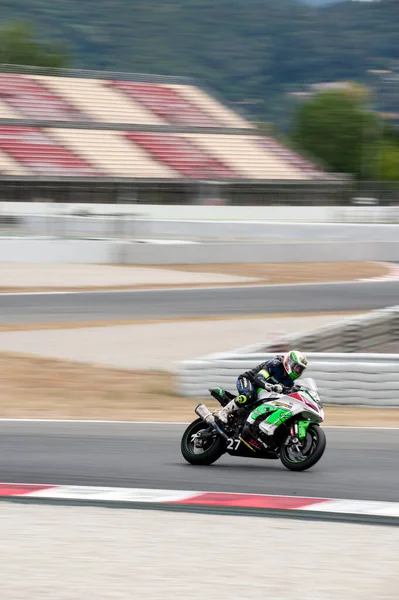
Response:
181,378,326,472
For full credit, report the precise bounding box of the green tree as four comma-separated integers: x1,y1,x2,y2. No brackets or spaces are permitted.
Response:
291,89,381,178
380,142,399,181
0,22,69,68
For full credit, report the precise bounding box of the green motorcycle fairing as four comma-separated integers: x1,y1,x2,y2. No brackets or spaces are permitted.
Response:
297,419,312,440
249,403,312,438
249,403,292,428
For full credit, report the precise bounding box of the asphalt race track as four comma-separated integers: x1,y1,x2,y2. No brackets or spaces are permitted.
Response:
0,422,398,502
1,280,399,324
2,280,398,504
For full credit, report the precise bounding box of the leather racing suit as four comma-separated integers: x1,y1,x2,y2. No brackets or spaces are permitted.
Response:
236,355,294,408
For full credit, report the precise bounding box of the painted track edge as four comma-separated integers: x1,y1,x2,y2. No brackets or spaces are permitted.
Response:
1,496,398,527
1,484,398,525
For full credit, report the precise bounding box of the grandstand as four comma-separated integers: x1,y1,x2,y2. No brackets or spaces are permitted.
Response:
0,68,340,203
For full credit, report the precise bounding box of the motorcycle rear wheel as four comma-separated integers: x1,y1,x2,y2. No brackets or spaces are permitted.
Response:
181,418,225,465
279,424,326,472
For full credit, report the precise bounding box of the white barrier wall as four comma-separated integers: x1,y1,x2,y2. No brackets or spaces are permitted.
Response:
178,352,399,406
119,241,399,264
17,217,397,241
130,220,399,241
1,202,333,221
3,207,399,242
2,238,399,264
2,201,399,223
0,238,115,264
5,215,399,241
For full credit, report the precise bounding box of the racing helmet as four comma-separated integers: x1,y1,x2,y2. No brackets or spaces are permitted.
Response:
284,350,308,381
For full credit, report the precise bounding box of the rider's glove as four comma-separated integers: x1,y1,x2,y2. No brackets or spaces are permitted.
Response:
271,384,284,394
262,382,283,393
263,382,274,391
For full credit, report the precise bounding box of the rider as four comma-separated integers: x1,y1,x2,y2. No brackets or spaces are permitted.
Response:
218,350,308,423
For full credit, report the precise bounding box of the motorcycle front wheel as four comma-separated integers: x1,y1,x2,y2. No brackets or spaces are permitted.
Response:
181,418,225,465
279,424,326,472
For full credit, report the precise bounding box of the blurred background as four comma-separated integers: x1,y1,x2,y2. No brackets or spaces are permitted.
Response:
0,1,398,599
0,0,399,198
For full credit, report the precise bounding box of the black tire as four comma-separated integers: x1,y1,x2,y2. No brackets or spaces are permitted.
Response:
181,418,225,465
279,424,326,472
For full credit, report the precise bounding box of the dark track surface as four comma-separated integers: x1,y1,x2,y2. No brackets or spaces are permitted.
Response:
1,280,399,324
1,422,398,502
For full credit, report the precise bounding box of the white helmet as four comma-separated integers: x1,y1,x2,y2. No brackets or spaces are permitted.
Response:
284,350,308,381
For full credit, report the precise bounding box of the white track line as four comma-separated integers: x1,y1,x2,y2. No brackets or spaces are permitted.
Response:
1,278,399,297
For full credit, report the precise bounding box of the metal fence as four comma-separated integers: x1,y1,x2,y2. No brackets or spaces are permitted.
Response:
0,178,356,206
0,178,398,208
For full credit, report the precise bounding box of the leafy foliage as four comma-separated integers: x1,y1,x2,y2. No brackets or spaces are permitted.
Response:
0,22,69,68
379,142,399,181
292,88,399,180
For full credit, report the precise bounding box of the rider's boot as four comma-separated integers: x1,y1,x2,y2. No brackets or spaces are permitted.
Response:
218,395,247,423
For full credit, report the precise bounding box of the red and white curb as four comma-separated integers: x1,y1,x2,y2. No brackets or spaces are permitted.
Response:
1,483,399,519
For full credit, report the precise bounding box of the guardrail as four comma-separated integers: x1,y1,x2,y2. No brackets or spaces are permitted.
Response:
178,352,399,406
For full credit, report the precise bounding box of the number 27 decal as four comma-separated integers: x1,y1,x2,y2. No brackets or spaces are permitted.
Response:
227,438,241,450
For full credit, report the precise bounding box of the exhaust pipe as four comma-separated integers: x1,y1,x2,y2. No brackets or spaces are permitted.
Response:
195,403,216,424
195,404,229,440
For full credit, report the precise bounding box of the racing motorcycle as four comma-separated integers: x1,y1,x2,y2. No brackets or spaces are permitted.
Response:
181,378,326,472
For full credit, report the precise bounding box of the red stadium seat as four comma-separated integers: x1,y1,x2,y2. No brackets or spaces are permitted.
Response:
110,82,221,127
258,137,325,179
0,126,100,176
126,132,240,178
0,74,90,121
